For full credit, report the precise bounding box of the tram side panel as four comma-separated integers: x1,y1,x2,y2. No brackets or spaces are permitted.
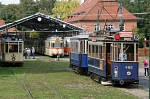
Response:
70,35,89,74
88,41,107,78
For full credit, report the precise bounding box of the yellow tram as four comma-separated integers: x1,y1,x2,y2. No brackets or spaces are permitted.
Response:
0,37,24,66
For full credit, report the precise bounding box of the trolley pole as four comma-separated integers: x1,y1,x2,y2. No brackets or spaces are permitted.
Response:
119,0,123,31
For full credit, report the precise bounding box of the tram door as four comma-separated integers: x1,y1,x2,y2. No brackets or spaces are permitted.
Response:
106,43,111,76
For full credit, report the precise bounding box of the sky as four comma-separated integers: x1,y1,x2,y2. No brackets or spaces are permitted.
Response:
0,0,20,5
0,0,84,5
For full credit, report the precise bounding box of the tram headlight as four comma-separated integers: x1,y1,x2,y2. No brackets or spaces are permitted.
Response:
127,71,131,76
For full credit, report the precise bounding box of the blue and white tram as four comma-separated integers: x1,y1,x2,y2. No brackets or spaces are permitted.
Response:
88,33,139,85
69,35,89,74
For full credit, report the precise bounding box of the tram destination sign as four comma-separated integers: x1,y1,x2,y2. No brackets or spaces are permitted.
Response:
119,31,133,38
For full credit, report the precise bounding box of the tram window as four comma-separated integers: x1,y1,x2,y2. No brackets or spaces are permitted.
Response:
95,45,98,58
80,41,83,53
118,43,137,61
99,45,103,59
9,43,18,52
76,42,79,53
19,43,22,53
51,43,54,48
110,44,113,60
5,43,8,52
65,41,69,47
126,44,134,61
88,45,91,56
114,46,118,61
70,42,73,52
92,45,95,57
80,41,85,53
60,43,63,47
72,42,75,52
55,43,60,48
103,44,106,59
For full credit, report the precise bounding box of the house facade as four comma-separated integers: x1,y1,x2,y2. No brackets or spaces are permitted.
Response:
65,0,139,34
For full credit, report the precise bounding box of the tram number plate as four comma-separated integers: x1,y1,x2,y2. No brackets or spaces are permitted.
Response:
125,66,133,69
124,38,131,40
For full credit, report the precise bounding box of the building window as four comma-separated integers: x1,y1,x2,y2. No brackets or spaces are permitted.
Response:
94,24,100,31
119,24,125,31
105,24,113,30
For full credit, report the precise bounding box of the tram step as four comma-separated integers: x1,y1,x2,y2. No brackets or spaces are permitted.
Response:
101,81,113,86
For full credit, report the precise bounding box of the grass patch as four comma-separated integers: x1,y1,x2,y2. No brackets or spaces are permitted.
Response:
0,57,140,99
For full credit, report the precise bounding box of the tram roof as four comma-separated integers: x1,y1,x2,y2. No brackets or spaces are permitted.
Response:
0,13,84,33
88,39,139,43
71,34,89,39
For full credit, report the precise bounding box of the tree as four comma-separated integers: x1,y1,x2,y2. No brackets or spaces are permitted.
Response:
29,32,41,38
20,0,38,16
132,26,145,48
0,4,23,22
36,0,56,14
52,0,80,20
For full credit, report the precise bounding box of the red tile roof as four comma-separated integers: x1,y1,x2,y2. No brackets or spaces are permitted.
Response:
65,0,138,22
8,27,18,32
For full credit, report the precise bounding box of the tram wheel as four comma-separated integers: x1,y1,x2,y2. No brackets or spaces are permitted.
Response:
98,76,102,84
90,73,94,80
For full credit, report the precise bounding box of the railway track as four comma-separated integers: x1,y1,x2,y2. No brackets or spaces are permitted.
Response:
7,67,34,99
24,60,66,99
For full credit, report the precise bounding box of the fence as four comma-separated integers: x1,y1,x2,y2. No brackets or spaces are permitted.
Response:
138,48,149,57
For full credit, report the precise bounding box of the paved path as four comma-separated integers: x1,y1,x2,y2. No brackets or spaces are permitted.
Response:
118,66,149,99
138,66,149,91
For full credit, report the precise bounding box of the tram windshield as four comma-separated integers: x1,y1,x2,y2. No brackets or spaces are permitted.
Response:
51,43,63,48
5,42,23,53
111,43,138,62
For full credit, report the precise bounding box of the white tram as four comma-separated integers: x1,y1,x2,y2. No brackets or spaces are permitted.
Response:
45,37,64,57
0,37,24,66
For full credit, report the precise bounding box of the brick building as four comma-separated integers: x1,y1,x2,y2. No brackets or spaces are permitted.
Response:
0,20,21,36
65,0,139,33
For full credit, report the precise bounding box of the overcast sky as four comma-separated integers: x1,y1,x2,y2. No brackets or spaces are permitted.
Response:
0,0,20,5
0,0,84,5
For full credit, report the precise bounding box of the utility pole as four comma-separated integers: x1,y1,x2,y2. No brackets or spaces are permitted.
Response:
119,0,123,31
97,9,100,31
5,12,8,35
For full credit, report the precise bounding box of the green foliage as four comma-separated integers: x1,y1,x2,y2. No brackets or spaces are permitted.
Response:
52,0,80,20
29,31,41,38
132,26,145,48
36,0,56,14
0,4,23,22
